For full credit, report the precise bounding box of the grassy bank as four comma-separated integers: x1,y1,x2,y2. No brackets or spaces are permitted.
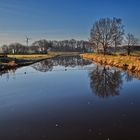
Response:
0,54,52,71
0,52,80,71
7,52,80,60
81,53,140,72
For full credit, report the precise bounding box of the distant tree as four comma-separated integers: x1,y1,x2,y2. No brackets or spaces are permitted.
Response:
49,39,89,52
32,40,49,54
125,33,139,55
4,43,28,54
1,45,9,54
90,17,124,55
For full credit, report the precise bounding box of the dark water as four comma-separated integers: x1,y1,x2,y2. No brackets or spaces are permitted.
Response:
0,56,140,140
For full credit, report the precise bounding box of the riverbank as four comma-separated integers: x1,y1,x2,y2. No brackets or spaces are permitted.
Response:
0,52,80,71
81,53,140,72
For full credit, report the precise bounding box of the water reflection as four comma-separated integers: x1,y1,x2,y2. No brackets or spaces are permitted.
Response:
89,66,123,98
0,56,140,140
0,70,8,76
0,69,16,80
32,56,92,72
124,72,133,82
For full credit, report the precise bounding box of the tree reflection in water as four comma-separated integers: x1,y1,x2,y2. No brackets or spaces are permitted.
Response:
89,66,123,98
32,56,92,72
0,69,16,80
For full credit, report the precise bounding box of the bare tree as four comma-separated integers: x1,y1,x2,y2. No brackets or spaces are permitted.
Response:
126,33,139,55
49,39,89,52
112,19,124,52
32,40,49,54
1,45,9,54
8,43,28,54
90,17,124,55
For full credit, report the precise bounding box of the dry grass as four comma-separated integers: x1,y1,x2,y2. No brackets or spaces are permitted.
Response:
131,51,140,57
81,53,140,72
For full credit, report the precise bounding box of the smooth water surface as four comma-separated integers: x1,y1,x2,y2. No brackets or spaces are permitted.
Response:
0,56,140,140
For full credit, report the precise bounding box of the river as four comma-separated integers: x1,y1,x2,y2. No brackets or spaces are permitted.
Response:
0,56,140,140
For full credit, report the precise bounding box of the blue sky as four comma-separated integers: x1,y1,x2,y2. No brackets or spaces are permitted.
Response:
0,0,140,45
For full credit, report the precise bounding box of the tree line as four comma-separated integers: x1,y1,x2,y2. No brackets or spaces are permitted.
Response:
1,39,91,54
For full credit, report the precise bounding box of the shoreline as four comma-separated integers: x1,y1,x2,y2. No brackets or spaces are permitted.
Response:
0,52,81,71
81,53,140,73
